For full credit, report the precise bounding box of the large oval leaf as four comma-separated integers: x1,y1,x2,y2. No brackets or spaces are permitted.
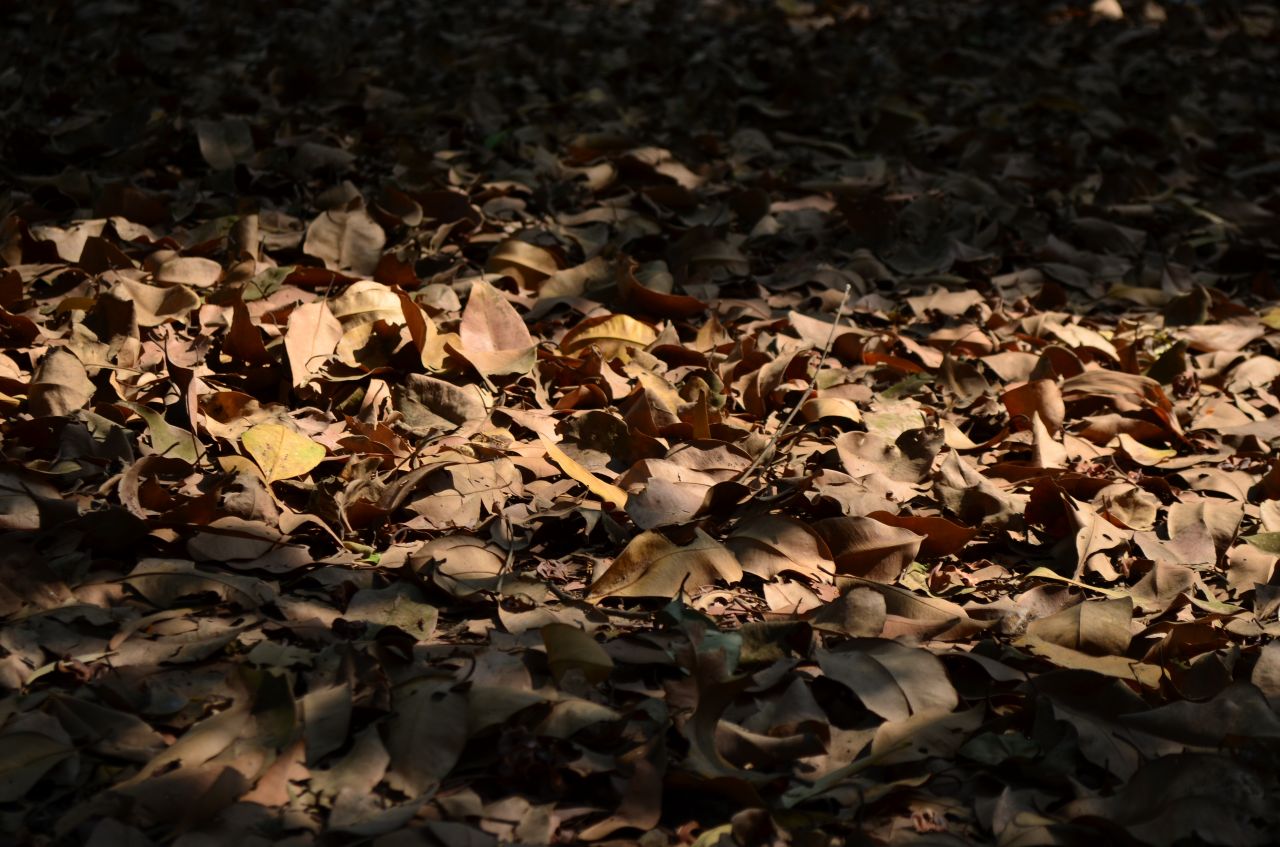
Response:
587,529,742,600
242,423,325,483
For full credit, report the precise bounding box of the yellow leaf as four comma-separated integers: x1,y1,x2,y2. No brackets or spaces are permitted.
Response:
541,436,628,509
1115,433,1177,467
242,423,325,483
218,455,260,476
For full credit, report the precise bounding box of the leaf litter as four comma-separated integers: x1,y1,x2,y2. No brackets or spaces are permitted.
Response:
2,1,1280,844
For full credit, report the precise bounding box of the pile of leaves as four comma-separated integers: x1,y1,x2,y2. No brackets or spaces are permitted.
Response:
3,0,1280,844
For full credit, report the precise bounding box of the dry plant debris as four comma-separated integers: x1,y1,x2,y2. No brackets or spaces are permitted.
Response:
2,0,1280,845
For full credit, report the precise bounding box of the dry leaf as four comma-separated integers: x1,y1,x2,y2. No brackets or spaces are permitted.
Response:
303,206,387,277
587,529,742,599
285,301,343,387
561,314,658,362
813,516,924,582
242,423,325,483
542,623,613,684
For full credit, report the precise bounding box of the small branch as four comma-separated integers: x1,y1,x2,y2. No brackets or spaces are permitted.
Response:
544,580,654,620
738,284,852,486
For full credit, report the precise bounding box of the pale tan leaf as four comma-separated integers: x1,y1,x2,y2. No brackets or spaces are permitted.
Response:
28,348,95,417
285,301,343,387
303,206,386,277
456,277,536,376
154,256,222,288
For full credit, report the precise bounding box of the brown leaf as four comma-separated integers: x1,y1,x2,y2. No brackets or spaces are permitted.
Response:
542,623,613,684
28,348,95,417
1026,597,1133,656
817,639,959,722
933,451,1023,527
812,516,922,583
725,515,834,581
303,206,387,277
385,680,467,796
866,511,976,559
587,529,742,599
1002,379,1065,434
809,587,887,637
457,277,536,376
194,118,254,170
390,374,487,438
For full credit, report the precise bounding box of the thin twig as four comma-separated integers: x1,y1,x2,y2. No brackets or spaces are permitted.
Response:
737,283,852,485
543,580,654,620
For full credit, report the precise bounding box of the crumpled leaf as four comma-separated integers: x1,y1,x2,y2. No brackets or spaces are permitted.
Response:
393,373,489,436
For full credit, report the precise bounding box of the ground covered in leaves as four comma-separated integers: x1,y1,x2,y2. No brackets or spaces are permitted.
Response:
2,0,1280,844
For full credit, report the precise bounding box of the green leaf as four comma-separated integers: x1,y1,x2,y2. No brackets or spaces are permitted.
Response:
1243,533,1280,555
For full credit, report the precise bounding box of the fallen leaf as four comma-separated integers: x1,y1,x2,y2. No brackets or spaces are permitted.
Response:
242,423,325,483
457,277,537,376
542,623,613,684
1026,597,1133,656
587,529,742,599
813,516,924,582
303,205,387,277
560,313,657,362
285,301,343,387
28,348,95,417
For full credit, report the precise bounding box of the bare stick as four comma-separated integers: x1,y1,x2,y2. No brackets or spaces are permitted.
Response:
738,284,852,485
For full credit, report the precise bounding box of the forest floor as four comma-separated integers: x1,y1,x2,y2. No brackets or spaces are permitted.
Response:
2,1,1280,845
